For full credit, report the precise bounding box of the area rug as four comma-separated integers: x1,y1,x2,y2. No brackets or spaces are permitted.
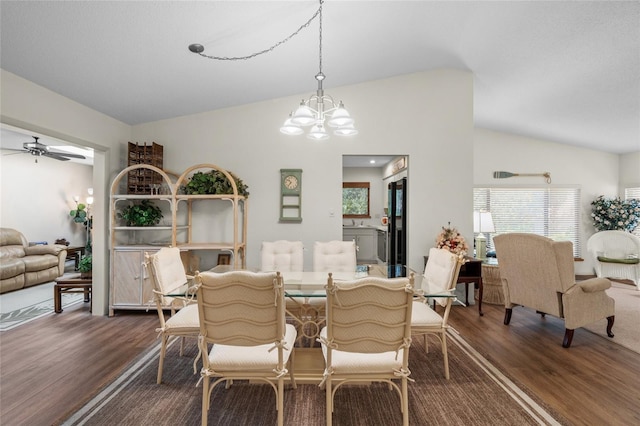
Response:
583,282,639,354
63,331,567,426
0,282,84,331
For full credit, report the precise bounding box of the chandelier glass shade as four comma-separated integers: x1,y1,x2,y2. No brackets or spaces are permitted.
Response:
280,1,357,140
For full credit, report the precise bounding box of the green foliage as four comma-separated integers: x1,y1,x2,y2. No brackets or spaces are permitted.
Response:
183,170,249,196
119,199,163,226
70,203,88,224
78,255,92,273
342,188,368,215
591,195,640,232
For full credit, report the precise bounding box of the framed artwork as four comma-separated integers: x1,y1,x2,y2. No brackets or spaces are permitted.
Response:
217,253,231,265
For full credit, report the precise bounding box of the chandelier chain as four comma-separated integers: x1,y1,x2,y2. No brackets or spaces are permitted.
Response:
197,1,323,61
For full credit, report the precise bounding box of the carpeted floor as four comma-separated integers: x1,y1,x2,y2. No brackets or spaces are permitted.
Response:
63,331,567,426
0,269,85,331
583,281,639,354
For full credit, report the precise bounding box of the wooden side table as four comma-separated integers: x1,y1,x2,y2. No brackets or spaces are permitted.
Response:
54,275,92,313
65,246,86,270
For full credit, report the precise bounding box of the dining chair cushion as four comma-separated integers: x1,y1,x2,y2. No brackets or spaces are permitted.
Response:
206,323,297,371
319,327,404,374
410,301,444,327
163,303,200,331
313,240,357,273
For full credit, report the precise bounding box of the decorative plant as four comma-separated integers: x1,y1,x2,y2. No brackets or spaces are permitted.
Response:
119,199,163,226
78,255,92,278
591,195,640,232
182,170,249,196
70,203,88,225
435,222,469,256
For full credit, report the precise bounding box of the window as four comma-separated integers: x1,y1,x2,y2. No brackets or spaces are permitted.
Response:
474,187,581,256
343,182,370,218
625,187,640,237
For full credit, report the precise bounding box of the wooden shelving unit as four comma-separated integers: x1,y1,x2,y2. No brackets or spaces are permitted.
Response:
109,163,248,315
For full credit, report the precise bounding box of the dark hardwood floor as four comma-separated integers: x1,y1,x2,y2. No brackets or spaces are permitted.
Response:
1,292,639,425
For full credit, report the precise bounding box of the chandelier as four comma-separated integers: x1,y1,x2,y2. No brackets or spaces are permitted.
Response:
188,0,355,141
280,1,357,140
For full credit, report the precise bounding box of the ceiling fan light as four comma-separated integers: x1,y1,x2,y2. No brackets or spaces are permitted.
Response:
280,117,304,135
307,124,330,141
291,104,315,126
334,123,358,136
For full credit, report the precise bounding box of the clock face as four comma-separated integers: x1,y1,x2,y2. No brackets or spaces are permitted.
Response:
284,175,299,190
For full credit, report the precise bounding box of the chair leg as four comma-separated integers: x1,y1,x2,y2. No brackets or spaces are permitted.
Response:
277,378,284,426
326,378,333,426
504,308,513,325
179,336,185,356
201,377,209,426
401,377,409,426
606,315,615,338
157,334,168,384
423,334,429,353
442,332,449,380
562,328,574,348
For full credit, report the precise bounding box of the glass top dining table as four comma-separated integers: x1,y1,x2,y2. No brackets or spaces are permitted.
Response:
172,265,456,300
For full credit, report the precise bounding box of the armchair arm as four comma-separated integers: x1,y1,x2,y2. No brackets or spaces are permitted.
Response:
24,244,64,256
575,277,611,293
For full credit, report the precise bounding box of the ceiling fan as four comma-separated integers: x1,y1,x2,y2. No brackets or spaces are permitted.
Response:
3,136,86,162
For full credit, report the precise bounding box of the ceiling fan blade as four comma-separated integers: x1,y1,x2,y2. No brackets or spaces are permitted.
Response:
46,151,86,159
43,153,71,161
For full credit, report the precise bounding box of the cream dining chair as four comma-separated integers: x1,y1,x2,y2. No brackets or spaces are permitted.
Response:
410,247,464,380
319,273,415,426
196,270,297,426
144,247,200,384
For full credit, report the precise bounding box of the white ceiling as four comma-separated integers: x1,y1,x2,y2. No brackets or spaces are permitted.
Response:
1,1,639,154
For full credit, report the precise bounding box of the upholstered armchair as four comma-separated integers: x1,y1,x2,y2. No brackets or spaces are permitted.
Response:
494,233,615,348
587,230,640,290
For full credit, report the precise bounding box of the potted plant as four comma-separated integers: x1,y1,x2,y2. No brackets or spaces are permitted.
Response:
78,255,92,279
119,199,163,226
182,170,249,196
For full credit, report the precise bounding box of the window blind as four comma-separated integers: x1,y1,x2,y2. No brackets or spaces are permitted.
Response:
474,187,581,257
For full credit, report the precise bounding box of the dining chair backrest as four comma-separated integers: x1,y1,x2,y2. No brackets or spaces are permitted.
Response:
196,270,285,347
325,274,414,354
313,240,357,273
147,247,189,307
260,240,304,272
423,247,462,307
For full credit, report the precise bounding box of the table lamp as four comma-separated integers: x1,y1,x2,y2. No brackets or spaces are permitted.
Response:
473,211,495,259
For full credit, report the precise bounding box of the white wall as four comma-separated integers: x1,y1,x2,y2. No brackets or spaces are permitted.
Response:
0,151,92,246
132,70,475,272
619,151,640,193
474,127,621,275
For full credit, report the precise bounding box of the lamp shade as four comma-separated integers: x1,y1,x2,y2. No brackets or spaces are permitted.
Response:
327,103,354,128
473,211,495,233
291,104,315,126
307,124,329,140
280,117,304,135
334,123,358,136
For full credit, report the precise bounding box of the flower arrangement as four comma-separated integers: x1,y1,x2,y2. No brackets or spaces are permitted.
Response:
435,222,469,255
590,196,640,232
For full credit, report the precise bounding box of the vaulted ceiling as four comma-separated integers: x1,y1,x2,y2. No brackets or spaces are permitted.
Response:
1,1,638,154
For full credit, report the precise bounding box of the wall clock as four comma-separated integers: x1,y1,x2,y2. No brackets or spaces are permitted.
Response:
280,169,302,222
